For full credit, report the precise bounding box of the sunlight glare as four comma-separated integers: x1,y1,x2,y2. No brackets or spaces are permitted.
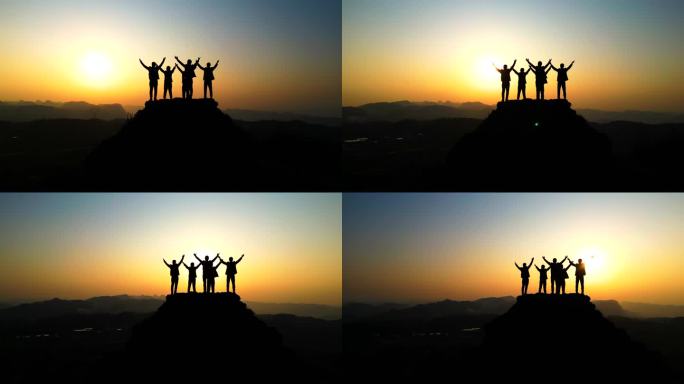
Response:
80,52,113,87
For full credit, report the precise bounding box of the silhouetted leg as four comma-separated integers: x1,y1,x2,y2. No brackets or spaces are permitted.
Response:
149,82,153,101
522,87,526,99
230,275,236,293
204,82,208,99
543,281,546,293
517,87,521,100
541,88,544,100
209,82,213,99
562,83,567,99
557,83,561,99
580,276,584,294
153,83,158,101
550,278,555,294
501,84,505,102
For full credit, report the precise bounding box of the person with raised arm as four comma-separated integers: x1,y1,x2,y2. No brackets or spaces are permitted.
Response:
493,59,517,102
182,260,200,293
549,60,575,100
194,252,220,293
219,254,245,294
542,255,568,294
174,56,201,99
526,58,552,100
514,257,534,295
197,60,219,99
567,258,586,294
139,57,165,101
560,261,572,294
511,66,530,100
534,263,549,293
159,64,176,99
163,254,184,295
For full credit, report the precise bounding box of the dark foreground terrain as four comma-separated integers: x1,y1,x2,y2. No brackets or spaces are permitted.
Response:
0,295,341,383
344,100,684,190
0,99,340,190
343,296,683,382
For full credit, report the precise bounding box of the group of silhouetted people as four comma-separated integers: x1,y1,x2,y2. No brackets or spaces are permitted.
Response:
514,256,585,295
163,253,245,295
493,58,575,102
139,57,220,101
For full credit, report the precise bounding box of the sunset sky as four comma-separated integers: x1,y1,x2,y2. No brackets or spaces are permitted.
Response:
0,0,340,116
343,0,684,112
0,193,341,305
343,193,684,305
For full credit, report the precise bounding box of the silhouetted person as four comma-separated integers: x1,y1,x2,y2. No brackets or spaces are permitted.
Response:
514,257,534,295
560,263,572,294
219,254,245,293
512,67,529,100
207,262,219,293
534,264,549,293
568,258,586,294
194,253,220,293
163,254,184,295
526,58,551,100
139,57,165,101
493,59,516,102
175,56,200,99
549,60,575,99
160,65,176,99
182,261,200,293
198,60,219,99
543,255,568,294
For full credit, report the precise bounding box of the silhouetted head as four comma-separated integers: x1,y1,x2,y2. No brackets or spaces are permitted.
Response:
187,59,192,65
166,65,171,70
560,63,565,68
206,62,211,67
152,62,157,68
229,257,234,262
537,61,542,66
553,258,557,262
578,258,583,263
522,262,527,267
503,64,508,69
204,256,209,261
191,262,195,267
172,259,177,265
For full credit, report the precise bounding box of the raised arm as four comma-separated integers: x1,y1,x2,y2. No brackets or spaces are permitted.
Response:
510,59,517,69
159,57,166,67
492,63,501,72
212,253,220,263
526,58,533,67
550,62,558,71
512,68,520,75
179,255,185,265
568,259,577,266
544,59,552,69
542,256,551,265
236,254,244,264
139,59,149,70
561,255,569,263
514,262,521,270
195,57,201,65
535,265,541,272
174,56,185,66
213,60,219,69
163,259,170,267
567,60,575,70
197,63,205,70
194,253,202,263
182,262,189,269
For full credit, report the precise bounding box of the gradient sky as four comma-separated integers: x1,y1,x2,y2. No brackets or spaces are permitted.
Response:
343,193,684,305
0,193,341,305
343,0,684,112
0,0,341,116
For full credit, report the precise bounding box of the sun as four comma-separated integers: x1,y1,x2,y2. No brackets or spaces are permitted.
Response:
80,51,113,86
472,55,503,90
575,247,608,280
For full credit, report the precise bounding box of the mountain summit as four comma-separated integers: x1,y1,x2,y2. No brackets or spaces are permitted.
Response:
475,294,673,382
86,98,248,189
447,100,613,189
126,293,292,381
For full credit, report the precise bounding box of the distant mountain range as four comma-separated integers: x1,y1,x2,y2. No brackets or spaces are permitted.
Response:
0,100,128,121
0,100,341,125
0,295,341,321
344,296,684,321
344,100,684,124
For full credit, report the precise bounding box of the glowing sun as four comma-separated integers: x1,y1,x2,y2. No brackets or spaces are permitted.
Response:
80,51,113,86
